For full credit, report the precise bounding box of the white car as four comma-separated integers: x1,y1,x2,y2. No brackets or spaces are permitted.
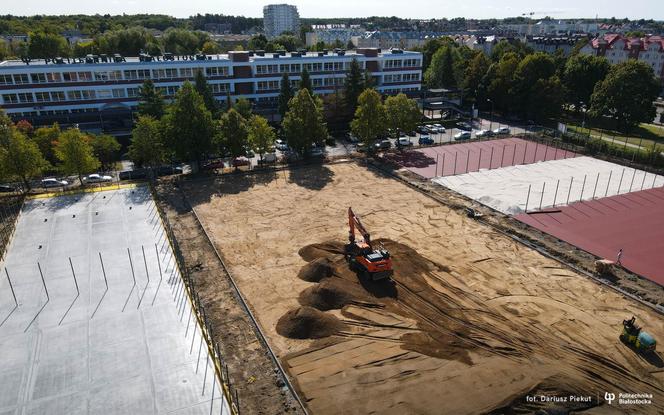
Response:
85,173,113,183
432,124,446,134
397,137,413,147
275,139,289,151
475,129,494,138
493,127,511,135
454,132,471,140
41,178,68,188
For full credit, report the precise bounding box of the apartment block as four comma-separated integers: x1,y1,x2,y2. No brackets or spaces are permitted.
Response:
263,4,300,39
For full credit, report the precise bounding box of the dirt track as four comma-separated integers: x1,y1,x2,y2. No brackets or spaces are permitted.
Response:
184,162,664,414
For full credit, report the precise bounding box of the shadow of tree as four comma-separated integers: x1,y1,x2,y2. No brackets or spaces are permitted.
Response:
381,150,437,169
288,163,335,191
182,169,279,206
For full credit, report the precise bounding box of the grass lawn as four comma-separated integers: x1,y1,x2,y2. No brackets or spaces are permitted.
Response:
566,121,664,152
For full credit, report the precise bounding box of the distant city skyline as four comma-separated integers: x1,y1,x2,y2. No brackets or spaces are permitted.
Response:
3,0,663,21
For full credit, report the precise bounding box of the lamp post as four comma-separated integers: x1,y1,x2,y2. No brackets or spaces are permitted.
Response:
487,99,494,132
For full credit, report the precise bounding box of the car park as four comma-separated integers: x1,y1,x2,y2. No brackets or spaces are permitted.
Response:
232,157,251,167
85,173,113,183
202,159,225,170
41,178,68,188
432,124,445,134
475,129,494,138
454,132,471,140
456,122,472,131
0,184,17,193
397,137,413,147
275,139,289,151
417,125,430,134
494,127,511,135
418,136,434,145
374,140,392,150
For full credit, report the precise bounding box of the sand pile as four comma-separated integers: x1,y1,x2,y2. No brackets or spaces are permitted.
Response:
276,306,346,339
297,257,335,282
298,281,354,310
298,242,346,262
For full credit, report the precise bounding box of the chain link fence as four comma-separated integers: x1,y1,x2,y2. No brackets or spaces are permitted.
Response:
0,194,24,264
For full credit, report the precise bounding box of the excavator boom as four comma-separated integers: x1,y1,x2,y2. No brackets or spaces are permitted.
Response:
345,207,393,281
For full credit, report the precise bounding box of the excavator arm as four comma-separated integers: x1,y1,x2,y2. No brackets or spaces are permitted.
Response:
348,207,371,246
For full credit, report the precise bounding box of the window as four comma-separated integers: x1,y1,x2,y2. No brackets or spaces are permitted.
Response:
257,80,279,91
18,93,34,103
97,90,112,99
46,72,62,82
50,91,66,101
312,78,323,87
211,83,228,93
31,73,47,83
0,75,13,85
324,77,344,87
255,64,278,75
63,72,78,82
35,92,51,102
403,59,420,67
112,89,126,98
384,74,402,83
109,70,122,80
77,72,93,81
153,68,178,79
13,74,29,84
205,67,228,77
323,62,343,72
384,60,403,69
403,73,420,82
304,62,323,72
124,70,138,80
181,68,194,78
125,69,150,80
2,94,18,104
95,71,109,81
127,88,139,98
67,90,82,100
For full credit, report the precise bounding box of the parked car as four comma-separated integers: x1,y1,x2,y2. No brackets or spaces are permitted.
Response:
418,136,434,145
397,137,413,147
245,148,255,158
432,124,445,134
202,159,225,170
310,146,326,157
475,129,494,138
356,142,367,152
405,130,417,137
374,139,392,150
232,157,251,167
456,122,472,131
275,139,289,151
0,184,17,193
454,132,471,140
85,173,113,183
494,127,511,135
417,125,430,134
260,153,277,164
41,178,68,188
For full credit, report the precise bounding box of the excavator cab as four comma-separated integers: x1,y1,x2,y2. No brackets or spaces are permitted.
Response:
345,208,393,281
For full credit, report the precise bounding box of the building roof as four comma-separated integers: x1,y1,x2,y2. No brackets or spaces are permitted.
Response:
589,34,664,51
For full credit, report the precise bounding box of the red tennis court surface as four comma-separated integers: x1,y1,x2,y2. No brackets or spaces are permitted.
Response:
515,187,664,285
390,137,577,179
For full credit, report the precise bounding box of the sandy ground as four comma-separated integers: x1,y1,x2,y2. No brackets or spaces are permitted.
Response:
184,162,664,414
434,156,664,214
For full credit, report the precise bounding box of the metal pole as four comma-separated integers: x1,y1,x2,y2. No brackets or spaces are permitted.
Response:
617,168,625,194
553,179,560,207
592,172,600,199
522,142,527,164
629,168,636,192
605,171,612,197
539,182,546,210
68,257,79,295
500,144,506,167
544,143,548,161
566,177,573,205
479,148,483,170
37,262,49,300
142,245,150,284
641,171,647,191
652,173,657,189
4,268,17,306
128,248,136,286
525,184,531,212
580,174,587,202
534,142,539,162
453,151,458,175
99,252,108,289
436,153,439,176
465,149,470,173
185,306,193,338
489,146,494,169
441,152,446,177
511,144,516,165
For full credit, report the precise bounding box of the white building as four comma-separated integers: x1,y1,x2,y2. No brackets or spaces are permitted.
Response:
263,4,300,39
580,34,664,81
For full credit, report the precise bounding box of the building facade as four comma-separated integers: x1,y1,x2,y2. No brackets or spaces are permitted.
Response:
0,49,422,127
580,34,664,81
263,4,300,39
305,28,364,47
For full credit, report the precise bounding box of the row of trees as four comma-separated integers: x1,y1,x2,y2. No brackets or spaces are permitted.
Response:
420,37,661,130
0,113,119,189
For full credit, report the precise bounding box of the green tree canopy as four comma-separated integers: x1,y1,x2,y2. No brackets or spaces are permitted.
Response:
201,40,221,54
194,70,218,115
90,134,121,171
590,60,661,132
162,28,208,54
425,45,459,89
385,93,421,135
217,109,249,160
32,123,61,165
511,52,557,117
247,115,276,160
351,89,387,148
161,82,215,166
344,58,367,117
0,123,48,190
282,89,328,157
278,72,293,118
486,52,520,113
128,115,167,174
54,129,101,184
563,54,610,111
138,79,165,119
94,27,155,56
234,98,253,119
27,32,69,58
463,52,491,103
299,68,312,93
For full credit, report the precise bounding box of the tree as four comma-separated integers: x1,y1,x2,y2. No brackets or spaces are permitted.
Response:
511,53,557,118
194,70,218,115
463,52,491,103
590,61,661,132
161,82,215,167
90,134,121,171
27,32,68,58
95,27,155,56
425,46,460,89
278,73,293,118
248,116,276,161
486,52,520,113
299,68,312,93
385,94,421,136
248,34,268,50
54,129,101,184
224,91,233,112
128,116,167,177
344,58,366,116
162,28,207,54
15,120,33,136
32,123,60,165
351,89,387,149
217,109,249,161
234,98,253,119
563,54,610,112
138,79,165,119
201,40,221,54
529,77,565,122
282,89,328,157
0,126,48,190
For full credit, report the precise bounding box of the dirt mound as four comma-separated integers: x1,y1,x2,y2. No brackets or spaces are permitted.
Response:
297,257,335,282
298,242,346,262
298,280,355,310
276,306,346,339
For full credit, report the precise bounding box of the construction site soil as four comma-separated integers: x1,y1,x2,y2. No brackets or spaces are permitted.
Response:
179,162,664,414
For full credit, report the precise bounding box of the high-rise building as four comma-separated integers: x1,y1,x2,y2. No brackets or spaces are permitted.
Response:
263,4,300,39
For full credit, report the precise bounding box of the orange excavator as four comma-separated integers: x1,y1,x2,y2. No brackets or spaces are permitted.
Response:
345,207,393,281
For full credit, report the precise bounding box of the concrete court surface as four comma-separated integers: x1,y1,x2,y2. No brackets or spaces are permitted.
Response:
0,186,229,415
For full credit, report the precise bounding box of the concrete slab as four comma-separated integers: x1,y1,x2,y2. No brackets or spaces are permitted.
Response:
0,186,230,415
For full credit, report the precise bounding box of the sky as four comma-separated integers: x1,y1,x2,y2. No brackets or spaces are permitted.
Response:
3,0,663,20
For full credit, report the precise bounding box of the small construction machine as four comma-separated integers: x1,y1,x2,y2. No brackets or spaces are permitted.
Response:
620,316,657,353
345,207,393,281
